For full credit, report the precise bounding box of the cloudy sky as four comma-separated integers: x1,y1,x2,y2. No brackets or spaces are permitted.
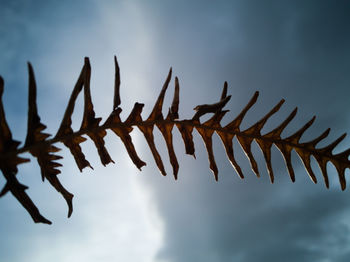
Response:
1,0,350,261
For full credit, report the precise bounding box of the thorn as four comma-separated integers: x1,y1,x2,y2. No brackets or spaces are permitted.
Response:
84,57,90,65
220,81,228,100
0,76,4,95
113,55,121,109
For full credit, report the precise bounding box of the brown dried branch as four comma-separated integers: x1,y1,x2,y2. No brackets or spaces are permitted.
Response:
1,57,350,224
25,63,73,219
55,60,92,171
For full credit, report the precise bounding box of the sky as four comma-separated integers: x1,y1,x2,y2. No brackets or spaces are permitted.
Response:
1,0,350,261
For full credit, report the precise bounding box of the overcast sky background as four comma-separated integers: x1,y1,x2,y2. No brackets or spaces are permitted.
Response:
1,1,350,261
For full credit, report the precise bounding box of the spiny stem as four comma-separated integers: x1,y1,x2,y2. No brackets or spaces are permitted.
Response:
1,119,349,167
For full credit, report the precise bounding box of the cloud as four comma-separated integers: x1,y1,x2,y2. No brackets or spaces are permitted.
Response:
0,1,165,261
133,1,350,262
1,1,350,262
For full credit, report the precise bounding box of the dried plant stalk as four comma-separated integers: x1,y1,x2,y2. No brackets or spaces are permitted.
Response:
0,57,349,224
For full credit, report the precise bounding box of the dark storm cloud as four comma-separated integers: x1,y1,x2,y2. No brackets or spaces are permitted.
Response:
156,187,350,262
135,1,350,262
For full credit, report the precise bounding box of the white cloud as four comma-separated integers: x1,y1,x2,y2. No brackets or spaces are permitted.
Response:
1,1,166,261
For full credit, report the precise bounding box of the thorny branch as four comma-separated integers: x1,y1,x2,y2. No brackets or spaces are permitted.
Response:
0,57,349,224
